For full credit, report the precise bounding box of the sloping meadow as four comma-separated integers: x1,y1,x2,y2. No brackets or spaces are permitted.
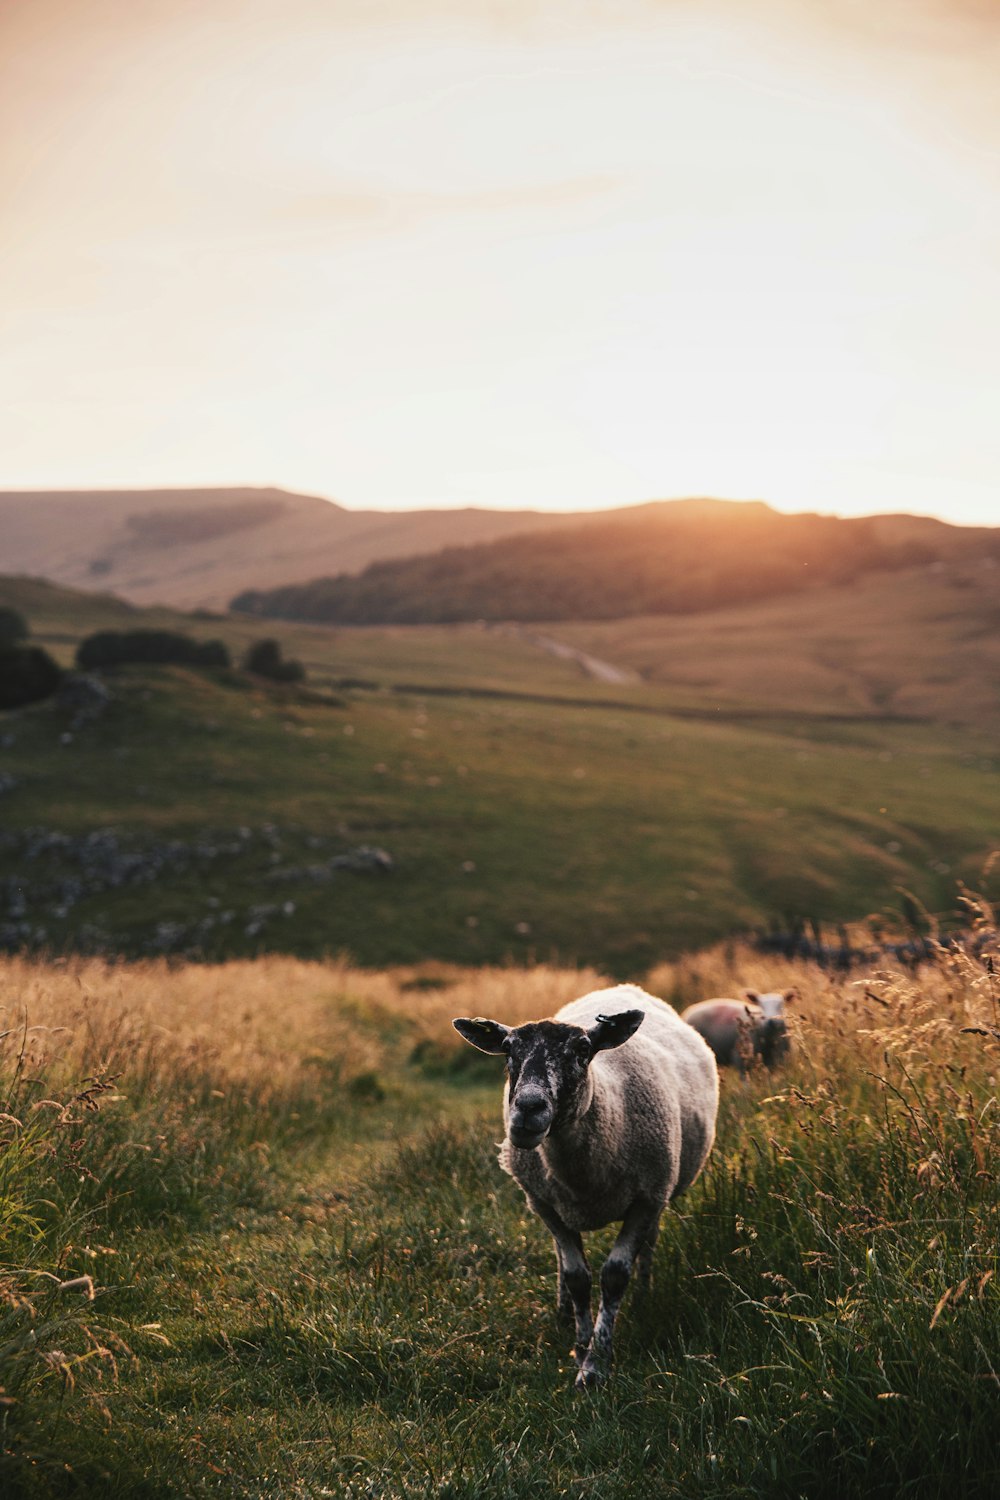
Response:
2,939,1000,1496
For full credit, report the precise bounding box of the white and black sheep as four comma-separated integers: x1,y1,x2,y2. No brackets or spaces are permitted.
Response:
453,983,719,1389
681,989,796,1073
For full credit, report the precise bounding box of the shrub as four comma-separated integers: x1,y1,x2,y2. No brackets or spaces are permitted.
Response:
75,629,231,672
0,644,63,709
242,638,305,683
0,606,28,646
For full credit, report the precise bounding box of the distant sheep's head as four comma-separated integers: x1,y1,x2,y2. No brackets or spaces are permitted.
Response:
745,988,796,1066
452,1011,644,1150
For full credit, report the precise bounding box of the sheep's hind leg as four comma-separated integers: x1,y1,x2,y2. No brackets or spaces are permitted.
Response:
529,1196,593,1365
577,1200,659,1391
635,1216,660,1293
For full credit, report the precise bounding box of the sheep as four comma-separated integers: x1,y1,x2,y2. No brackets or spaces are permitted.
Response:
680,990,796,1073
453,983,719,1390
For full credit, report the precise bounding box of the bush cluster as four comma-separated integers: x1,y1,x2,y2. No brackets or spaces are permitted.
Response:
0,609,63,710
0,644,63,710
75,629,230,671
0,607,29,646
241,637,305,683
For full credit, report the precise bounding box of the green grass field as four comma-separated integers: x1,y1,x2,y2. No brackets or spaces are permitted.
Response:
4,941,1000,1498
2,573,998,972
3,573,1000,1495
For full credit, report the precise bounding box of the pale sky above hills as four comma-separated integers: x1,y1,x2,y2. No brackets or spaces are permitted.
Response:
1,0,998,524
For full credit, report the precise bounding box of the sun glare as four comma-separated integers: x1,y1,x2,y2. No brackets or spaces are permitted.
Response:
0,1,997,524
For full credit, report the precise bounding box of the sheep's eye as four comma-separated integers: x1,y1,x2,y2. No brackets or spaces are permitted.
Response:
500,1036,512,1054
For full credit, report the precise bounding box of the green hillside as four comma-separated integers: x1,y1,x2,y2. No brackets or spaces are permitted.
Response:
1,573,998,971
230,499,998,625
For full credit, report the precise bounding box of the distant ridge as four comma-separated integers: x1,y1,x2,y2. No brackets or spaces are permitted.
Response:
4,488,996,620
0,487,575,609
231,499,1000,625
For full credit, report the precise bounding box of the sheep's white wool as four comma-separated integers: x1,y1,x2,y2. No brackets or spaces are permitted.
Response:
453,984,719,1390
681,989,794,1073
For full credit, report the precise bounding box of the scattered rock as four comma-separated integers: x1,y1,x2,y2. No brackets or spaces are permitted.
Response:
0,824,393,957
266,846,394,884
331,845,394,874
56,673,112,730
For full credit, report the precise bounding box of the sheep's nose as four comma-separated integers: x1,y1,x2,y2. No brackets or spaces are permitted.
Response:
509,1090,553,1147
518,1093,549,1119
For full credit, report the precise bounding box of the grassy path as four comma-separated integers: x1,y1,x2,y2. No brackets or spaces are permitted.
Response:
6,951,1000,1497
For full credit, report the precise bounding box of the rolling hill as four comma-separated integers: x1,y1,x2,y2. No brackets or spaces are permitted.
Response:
1,570,998,971
231,499,1000,624
0,487,576,610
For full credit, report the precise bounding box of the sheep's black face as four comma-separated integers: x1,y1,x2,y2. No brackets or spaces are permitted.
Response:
751,991,793,1069
502,1021,591,1149
452,1009,645,1151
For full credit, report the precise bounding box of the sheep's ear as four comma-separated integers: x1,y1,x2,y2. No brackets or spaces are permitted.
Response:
453,1017,511,1054
587,1009,644,1053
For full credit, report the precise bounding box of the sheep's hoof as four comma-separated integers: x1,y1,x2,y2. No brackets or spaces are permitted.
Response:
574,1365,604,1392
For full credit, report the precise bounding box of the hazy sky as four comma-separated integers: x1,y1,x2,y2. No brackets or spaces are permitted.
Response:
2,0,998,523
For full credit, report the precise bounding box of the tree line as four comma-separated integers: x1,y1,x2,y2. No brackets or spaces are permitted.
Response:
231,502,938,626
1,613,305,711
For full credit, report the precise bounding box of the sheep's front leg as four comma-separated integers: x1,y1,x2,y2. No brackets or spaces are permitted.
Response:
555,1243,574,1320
576,1199,660,1391
529,1195,593,1365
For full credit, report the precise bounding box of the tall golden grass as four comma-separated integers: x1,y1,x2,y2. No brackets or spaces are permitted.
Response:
4,934,1000,1494
4,940,999,1093
651,934,1000,1083
0,955,612,1098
